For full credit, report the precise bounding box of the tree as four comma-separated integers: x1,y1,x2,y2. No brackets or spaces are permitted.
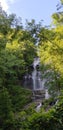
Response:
38,24,63,97
8,13,23,29
52,0,63,26
25,19,43,44
0,88,14,130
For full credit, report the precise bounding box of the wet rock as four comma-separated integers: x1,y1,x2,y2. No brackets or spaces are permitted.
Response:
32,90,45,100
36,64,40,70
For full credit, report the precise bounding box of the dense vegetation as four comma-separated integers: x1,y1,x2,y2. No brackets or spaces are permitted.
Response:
0,0,63,129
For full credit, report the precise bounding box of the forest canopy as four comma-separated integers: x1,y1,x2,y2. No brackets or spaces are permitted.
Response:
0,0,63,129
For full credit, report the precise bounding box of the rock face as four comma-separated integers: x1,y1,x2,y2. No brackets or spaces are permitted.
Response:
34,90,45,95
32,90,45,100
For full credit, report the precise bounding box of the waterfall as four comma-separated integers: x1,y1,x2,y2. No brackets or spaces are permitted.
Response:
32,58,43,90
23,58,49,99
36,102,42,112
22,58,50,111
45,89,50,99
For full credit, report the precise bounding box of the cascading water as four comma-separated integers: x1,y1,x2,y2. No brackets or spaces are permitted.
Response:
45,89,50,99
23,58,50,112
32,58,44,90
32,58,49,96
23,58,49,99
36,102,42,112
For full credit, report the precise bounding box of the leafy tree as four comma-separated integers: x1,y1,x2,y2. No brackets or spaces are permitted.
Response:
25,19,42,44
52,0,63,26
25,92,63,130
38,24,63,97
0,88,14,130
0,4,10,35
8,14,23,29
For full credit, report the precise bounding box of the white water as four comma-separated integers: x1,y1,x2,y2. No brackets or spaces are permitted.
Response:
23,58,49,98
32,58,50,111
32,58,44,90
36,102,42,112
45,89,50,99
23,58,50,111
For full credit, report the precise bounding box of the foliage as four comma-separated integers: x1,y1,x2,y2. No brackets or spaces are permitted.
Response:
0,5,36,130
26,94,63,130
38,25,63,96
25,19,43,44
0,2,63,130
52,0,63,26
8,85,32,111
0,87,15,130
